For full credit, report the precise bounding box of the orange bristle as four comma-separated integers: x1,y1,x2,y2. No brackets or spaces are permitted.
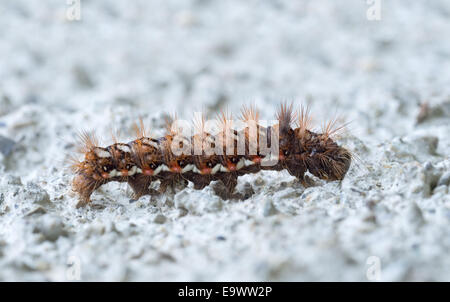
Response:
76,130,99,154
164,112,180,136
320,116,349,140
133,117,150,138
240,104,260,124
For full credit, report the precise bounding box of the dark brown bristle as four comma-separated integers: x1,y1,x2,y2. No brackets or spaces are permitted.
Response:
277,102,296,135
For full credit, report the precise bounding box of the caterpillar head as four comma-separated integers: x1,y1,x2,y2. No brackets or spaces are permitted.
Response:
71,146,115,207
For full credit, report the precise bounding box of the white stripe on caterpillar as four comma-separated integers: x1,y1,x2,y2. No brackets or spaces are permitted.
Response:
211,164,221,175
141,138,159,148
95,148,111,158
117,145,132,153
153,165,166,175
236,158,245,170
182,164,194,173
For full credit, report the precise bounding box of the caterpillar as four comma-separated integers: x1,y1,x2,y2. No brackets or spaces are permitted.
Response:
71,104,352,208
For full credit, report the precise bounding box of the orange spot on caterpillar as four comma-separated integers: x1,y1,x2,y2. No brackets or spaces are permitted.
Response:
227,163,236,171
143,168,153,176
201,168,212,174
252,157,261,163
171,165,181,173
121,170,128,177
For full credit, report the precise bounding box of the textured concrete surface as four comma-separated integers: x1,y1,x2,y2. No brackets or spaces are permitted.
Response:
0,0,449,281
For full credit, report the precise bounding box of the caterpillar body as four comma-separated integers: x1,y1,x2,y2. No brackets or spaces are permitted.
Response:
71,104,352,208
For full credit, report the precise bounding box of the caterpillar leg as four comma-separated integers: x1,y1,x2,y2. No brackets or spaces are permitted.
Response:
214,174,238,200
159,177,188,194
193,180,209,190
128,175,160,199
72,174,105,208
299,175,315,188
159,179,172,194
76,197,91,209
189,174,213,190
284,161,309,187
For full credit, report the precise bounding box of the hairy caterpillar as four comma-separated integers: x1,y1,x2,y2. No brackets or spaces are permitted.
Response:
71,104,352,208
